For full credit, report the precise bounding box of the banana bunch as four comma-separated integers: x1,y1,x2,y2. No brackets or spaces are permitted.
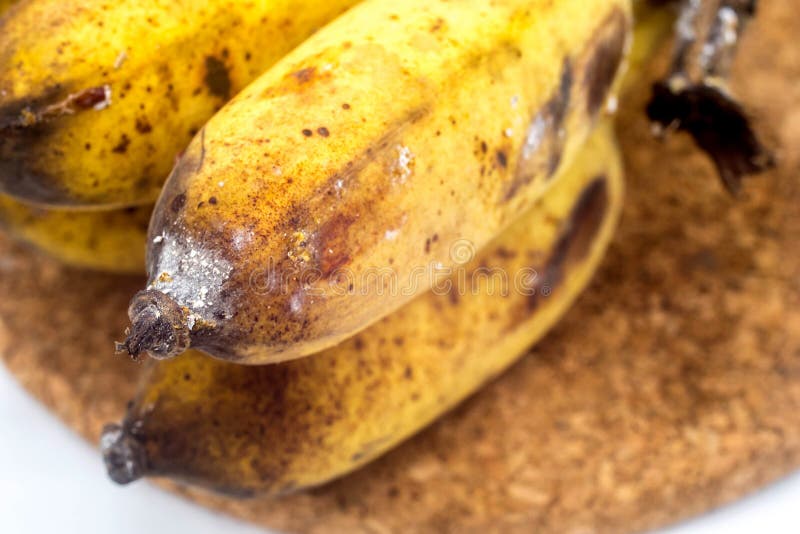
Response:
0,0,724,501
0,0,669,277
102,121,625,495
0,0,671,276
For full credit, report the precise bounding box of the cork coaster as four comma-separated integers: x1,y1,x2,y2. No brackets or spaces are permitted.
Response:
1,2,798,532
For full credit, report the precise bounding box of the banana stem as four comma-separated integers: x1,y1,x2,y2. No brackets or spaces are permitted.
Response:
669,0,702,76
668,0,755,83
701,0,755,79
647,0,773,194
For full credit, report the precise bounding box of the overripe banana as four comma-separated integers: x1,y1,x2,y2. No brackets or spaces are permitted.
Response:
0,195,150,273
0,0,360,207
0,0,150,274
102,121,625,496
120,0,633,364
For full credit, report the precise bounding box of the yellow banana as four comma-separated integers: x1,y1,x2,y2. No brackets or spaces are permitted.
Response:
0,0,150,274
0,0,17,15
627,0,677,88
120,0,632,364
0,196,150,273
0,0,360,207
102,121,625,496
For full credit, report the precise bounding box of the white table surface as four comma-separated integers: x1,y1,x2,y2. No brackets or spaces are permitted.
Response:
1,362,798,534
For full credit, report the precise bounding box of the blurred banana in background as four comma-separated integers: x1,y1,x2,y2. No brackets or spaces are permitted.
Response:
0,0,360,207
0,0,17,14
0,196,150,273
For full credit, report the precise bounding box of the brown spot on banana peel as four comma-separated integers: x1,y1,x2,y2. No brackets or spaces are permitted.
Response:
135,117,153,134
313,213,358,278
527,176,609,311
170,192,187,214
582,8,629,116
264,63,335,99
0,85,112,203
111,133,131,154
291,66,317,84
204,56,232,99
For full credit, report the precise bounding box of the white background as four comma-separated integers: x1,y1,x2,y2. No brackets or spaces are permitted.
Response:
1,362,798,534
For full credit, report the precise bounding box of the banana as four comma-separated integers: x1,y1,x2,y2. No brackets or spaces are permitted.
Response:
0,0,360,207
102,121,625,496
0,0,17,15
0,195,150,273
120,0,633,364
0,0,151,274
627,0,678,88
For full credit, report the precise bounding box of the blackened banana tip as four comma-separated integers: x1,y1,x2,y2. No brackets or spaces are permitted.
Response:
122,289,191,360
100,423,145,485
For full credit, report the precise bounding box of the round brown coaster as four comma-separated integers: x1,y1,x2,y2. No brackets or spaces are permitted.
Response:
1,2,799,532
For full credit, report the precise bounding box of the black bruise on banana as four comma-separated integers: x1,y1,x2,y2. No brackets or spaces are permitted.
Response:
582,7,629,116
502,7,629,204
528,175,609,310
503,58,573,203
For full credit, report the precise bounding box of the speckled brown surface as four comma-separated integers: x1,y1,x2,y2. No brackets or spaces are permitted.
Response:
1,2,799,533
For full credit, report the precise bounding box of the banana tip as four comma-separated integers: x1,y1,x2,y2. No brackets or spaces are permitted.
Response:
121,290,191,360
101,423,145,485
